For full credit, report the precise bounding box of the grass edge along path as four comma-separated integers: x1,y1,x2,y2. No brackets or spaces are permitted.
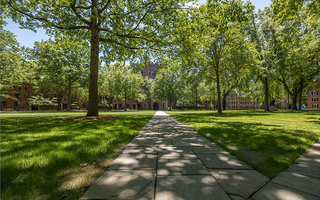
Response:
165,110,320,179
1,111,156,200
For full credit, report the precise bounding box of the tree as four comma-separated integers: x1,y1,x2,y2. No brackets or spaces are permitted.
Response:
5,0,193,116
99,66,117,110
33,36,89,111
141,76,155,110
271,8,320,110
0,26,32,110
153,68,180,110
112,64,144,111
28,94,56,111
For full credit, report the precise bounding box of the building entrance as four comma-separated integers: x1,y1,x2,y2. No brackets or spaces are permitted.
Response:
153,102,159,110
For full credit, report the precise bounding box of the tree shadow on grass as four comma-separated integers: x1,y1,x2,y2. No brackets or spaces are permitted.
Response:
195,121,319,178
1,114,153,200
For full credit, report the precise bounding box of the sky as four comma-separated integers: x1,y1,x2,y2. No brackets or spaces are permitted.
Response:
4,0,271,48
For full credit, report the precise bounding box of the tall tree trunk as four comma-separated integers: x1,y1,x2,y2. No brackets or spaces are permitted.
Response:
124,90,127,111
169,95,172,111
263,77,269,111
222,90,227,110
288,93,290,109
299,79,303,111
215,68,222,114
66,80,72,111
87,2,99,116
292,94,298,110
195,86,198,110
57,93,62,111
0,99,3,111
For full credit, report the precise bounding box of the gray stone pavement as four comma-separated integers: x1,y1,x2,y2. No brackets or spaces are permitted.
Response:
252,141,320,200
81,111,270,200
80,111,320,200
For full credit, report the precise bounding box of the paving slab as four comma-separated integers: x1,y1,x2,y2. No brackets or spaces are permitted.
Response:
287,163,320,179
197,153,252,169
157,156,209,175
295,153,320,167
171,138,216,147
108,153,157,170
127,137,172,147
252,182,320,200
158,146,196,158
80,169,155,200
271,171,320,197
155,175,231,200
191,146,229,154
210,170,269,198
122,147,157,154
229,195,246,200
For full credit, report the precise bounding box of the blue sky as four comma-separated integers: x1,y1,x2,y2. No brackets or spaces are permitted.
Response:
4,0,271,48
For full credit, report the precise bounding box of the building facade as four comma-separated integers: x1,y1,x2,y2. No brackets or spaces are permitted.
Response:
225,92,261,110
308,87,320,109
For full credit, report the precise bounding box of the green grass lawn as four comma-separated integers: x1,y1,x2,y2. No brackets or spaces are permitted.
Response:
1,111,156,200
165,109,320,178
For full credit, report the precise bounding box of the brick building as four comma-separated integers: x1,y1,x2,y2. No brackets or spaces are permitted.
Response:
225,92,261,110
1,83,79,111
308,87,320,109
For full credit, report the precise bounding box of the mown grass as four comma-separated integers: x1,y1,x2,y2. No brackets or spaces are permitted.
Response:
1,111,156,200
165,109,320,178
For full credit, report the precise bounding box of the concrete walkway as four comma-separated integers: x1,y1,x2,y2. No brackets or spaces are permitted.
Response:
81,111,271,200
252,140,320,200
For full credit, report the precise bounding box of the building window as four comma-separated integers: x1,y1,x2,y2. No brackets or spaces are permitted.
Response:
15,92,20,99
114,100,116,102
313,91,319,95
18,86,21,90
152,70,156,76
141,71,143,76
119,103,122,107
3,100,7,106
54,93,57,98
312,104,319,108
234,105,237,109
138,104,141,107
148,70,151,75
14,100,19,107
127,104,129,107
24,93,28,98
64,98,67,101
44,93,49,98
312,97,318,102
25,86,28,90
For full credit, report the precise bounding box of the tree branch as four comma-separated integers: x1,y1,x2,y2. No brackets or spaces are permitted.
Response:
71,1,91,26
8,1,90,30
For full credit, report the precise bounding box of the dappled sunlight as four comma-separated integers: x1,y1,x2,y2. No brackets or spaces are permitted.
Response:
1,112,155,199
166,110,320,178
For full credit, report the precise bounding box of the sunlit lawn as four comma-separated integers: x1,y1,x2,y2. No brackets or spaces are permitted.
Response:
1,111,156,200
165,109,320,178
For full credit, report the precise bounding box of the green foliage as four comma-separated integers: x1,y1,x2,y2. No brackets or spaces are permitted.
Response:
152,68,180,110
0,27,32,101
4,0,194,115
33,35,90,110
102,64,144,111
28,94,57,110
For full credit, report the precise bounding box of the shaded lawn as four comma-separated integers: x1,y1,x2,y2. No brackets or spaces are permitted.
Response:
165,109,320,178
0,111,156,200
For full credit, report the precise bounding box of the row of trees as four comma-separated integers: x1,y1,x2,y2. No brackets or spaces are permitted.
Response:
2,0,320,114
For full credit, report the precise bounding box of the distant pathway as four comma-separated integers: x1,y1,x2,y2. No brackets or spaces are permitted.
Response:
81,111,271,200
